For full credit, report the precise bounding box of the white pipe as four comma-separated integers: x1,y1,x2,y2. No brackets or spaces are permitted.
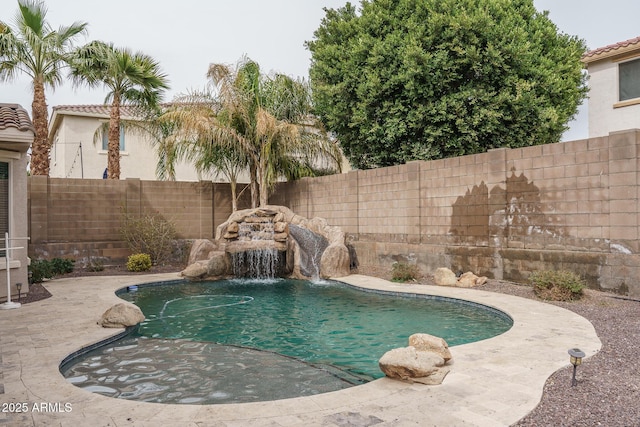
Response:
0,233,28,310
5,233,9,303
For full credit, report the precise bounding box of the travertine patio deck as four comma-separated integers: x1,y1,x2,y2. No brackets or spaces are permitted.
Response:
0,273,600,426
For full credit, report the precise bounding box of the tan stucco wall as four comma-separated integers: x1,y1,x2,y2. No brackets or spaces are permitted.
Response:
0,151,29,301
587,58,640,137
49,114,220,181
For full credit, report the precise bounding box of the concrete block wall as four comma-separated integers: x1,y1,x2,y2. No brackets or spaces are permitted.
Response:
27,177,250,264
29,177,128,244
272,171,360,234
278,130,640,297
25,129,640,296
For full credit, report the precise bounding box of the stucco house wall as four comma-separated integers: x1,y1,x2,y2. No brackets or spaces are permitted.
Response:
0,104,32,302
48,105,215,181
583,36,640,137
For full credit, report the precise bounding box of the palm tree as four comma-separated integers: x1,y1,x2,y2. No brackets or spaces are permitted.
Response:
68,40,169,179
160,56,342,208
0,0,87,175
154,93,250,211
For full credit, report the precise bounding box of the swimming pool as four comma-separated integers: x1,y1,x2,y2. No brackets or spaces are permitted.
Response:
61,278,512,404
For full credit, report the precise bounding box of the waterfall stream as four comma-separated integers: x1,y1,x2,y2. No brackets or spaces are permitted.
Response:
230,217,284,279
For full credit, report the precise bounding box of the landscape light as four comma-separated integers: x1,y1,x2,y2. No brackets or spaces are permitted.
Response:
568,348,585,386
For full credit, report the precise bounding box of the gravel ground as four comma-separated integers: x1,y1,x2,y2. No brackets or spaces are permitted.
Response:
359,266,640,427
20,265,640,426
482,280,640,427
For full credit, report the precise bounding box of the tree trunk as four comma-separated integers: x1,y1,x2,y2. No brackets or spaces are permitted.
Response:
107,98,121,179
258,160,269,207
249,163,259,208
230,179,238,212
29,80,51,176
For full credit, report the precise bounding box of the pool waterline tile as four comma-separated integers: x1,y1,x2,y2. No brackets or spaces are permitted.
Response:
0,273,601,426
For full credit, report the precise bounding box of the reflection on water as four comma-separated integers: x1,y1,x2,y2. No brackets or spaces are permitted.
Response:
62,336,357,404
62,279,512,404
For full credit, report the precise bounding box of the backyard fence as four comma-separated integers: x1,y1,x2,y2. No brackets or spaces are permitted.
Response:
28,129,640,296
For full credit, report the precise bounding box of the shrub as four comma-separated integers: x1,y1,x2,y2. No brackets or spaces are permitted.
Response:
127,253,152,272
530,270,585,301
120,211,176,265
50,258,75,275
29,259,53,283
87,259,104,272
28,258,74,283
391,262,419,282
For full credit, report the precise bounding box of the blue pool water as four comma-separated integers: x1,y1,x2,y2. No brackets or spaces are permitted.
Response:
61,278,512,404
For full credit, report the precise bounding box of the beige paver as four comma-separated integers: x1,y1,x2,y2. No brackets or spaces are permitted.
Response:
0,273,601,426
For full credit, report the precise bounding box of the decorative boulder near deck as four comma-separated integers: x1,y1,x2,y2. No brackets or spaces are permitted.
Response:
433,267,487,288
379,333,452,385
433,268,458,286
100,303,145,328
456,271,488,287
408,333,452,362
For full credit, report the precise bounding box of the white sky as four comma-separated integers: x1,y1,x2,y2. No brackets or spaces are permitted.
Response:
2,0,640,141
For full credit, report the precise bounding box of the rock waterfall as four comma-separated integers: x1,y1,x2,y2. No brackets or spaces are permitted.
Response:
181,206,352,281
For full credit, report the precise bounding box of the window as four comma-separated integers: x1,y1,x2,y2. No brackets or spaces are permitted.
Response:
101,125,126,151
619,58,640,101
0,162,8,257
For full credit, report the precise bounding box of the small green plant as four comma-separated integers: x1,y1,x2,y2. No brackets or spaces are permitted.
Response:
530,269,585,301
50,258,75,275
28,258,75,283
127,253,152,272
29,259,53,283
391,262,419,283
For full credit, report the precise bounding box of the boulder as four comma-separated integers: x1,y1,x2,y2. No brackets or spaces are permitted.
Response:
408,333,452,362
181,260,209,279
379,333,453,385
274,222,289,233
223,232,238,240
378,346,449,384
457,271,488,287
412,367,451,385
273,232,288,242
100,303,145,328
320,243,351,278
433,268,457,286
188,239,217,264
207,251,231,277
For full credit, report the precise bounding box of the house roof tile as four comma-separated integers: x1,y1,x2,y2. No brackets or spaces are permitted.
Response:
52,104,140,117
0,103,35,133
582,36,640,62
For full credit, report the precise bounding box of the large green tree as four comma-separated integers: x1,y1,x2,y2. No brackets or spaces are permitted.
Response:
306,0,588,169
0,0,87,175
69,40,169,179
159,57,342,208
